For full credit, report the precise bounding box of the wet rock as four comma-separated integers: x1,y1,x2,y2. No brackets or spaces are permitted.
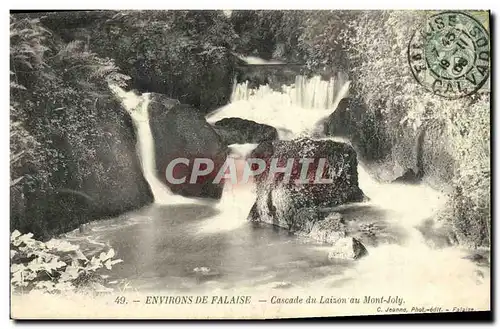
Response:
149,95,228,199
392,168,422,184
247,138,365,230
328,237,368,260
324,98,391,169
247,203,259,221
309,213,346,244
290,208,321,234
213,117,278,145
463,253,490,266
325,98,456,192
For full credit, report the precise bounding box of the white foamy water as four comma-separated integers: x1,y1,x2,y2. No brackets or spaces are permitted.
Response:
308,159,489,308
207,75,349,138
234,53,285,65
109,85,205,205
197,143,259,233
203,76,490,309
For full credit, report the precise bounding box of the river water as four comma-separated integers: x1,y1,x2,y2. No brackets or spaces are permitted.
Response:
76,77,490,310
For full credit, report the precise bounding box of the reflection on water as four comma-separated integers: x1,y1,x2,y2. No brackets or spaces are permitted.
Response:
91,204,351,292
65,163,490,312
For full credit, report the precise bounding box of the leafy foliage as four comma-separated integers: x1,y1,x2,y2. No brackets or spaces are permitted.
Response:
88,10,237,111
446,95,490,247
238,10,489,247
10,16,127,191
10,15,150,240
10,230,122,294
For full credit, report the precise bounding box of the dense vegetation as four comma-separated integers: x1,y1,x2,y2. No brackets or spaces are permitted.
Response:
10,230,122,294
291,11,490,247
10,15,152,240
40,10,239,113
312,11,490,248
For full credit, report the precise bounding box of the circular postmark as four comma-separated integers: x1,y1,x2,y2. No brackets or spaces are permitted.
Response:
408,11,490,98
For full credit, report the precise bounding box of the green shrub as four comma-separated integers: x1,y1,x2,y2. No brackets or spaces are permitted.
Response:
10,16,129,195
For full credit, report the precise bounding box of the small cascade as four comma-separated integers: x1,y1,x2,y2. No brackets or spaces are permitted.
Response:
109,84,197,205
209,74,350,138
104,62,488,310
197,143,259,233
129,95,176,204
231,75,347,110
217,143,259,212
200,73,353,231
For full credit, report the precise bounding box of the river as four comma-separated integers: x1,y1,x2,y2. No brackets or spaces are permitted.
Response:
68,75,490,311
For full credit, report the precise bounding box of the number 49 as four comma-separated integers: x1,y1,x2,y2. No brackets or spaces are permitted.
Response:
115,296,127,304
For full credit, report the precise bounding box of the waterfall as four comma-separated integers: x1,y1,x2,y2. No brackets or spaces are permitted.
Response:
197,143,259,234
128,94,173,204
198,74,352,233
231,75,347,111
208,74,350,139
107,69,488,311
109,84,197,205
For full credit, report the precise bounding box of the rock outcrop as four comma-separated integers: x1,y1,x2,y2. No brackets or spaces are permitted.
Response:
213,117,278,145
247,138,365,230
148,94,228,199
324,98,456,192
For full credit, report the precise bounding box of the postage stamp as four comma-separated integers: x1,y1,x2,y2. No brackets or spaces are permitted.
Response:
408,11,490,98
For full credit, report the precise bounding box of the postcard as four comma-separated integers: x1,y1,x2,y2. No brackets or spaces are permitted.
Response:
10,9,491,319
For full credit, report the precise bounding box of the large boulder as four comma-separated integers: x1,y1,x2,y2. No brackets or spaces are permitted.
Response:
247,138,365,229
213,117,278,145
79,111,154,214
148,93,227,199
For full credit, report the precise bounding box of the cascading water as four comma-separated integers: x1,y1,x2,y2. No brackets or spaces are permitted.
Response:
197,143,259,233
204,74,490,308
101,73,488,311
208,75,350,138
230,75,345,110
202,74,351,232
109,85,199,205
